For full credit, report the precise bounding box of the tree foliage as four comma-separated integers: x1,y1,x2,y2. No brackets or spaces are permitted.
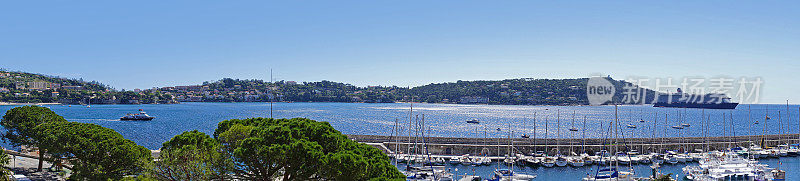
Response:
213,117,404,180
150,130,228,181
33,122,152,180
1,106,67,147
1,106,67,171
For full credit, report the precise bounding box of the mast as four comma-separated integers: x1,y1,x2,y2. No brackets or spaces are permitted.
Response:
749,105,753,147
652,112,657,154
533,112,537,154
544,114,549,156
557,110,561,155
613,104,619,169
763,106,769,148
570,111,575,155
269,68,273,118
730,111,736,147
406,101,413,162
701,109,705,151
393,118,400,166
583,115,587,154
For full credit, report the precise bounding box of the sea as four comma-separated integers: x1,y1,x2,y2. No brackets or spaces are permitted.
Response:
1,102,799,180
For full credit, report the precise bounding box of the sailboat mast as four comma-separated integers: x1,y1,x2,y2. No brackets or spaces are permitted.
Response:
583,115,587,154
749,105,753,147
545,114,549,155
730,111,736,147
269,68,273,119
557,110,561,155
406,101,413,162
533,112,537,153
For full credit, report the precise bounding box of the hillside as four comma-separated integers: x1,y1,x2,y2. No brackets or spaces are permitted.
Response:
0,70,174,104
0,70,660,105
159,77,657,105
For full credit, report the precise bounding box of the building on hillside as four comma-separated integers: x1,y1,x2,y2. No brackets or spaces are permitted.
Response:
25,82,60,90
0,72,9,78
459,96,489,104
286,81,297,85
61,86,84,90
244,94,260,102
0,88,9,93
51,91,59,98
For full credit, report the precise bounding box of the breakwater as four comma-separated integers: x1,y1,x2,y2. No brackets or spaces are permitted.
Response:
349,134,800,156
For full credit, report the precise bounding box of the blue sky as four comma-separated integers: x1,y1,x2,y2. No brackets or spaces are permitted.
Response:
1,1,798,103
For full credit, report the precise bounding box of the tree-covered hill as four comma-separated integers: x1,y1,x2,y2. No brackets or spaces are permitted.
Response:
0,70,174,104
165,77,656,105
0,69,658,105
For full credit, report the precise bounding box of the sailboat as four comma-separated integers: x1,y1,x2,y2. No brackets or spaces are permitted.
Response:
568,111,584,167
555,110,568,167
542,114,555,167
583,105,635,181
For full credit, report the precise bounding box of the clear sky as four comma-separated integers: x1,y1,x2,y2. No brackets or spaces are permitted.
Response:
1,1,798,103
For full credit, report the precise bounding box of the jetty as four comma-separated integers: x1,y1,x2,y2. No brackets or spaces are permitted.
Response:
349,134,800,156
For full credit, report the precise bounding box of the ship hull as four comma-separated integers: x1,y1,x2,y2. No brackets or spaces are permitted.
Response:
120,117,155,121
653,102,738,109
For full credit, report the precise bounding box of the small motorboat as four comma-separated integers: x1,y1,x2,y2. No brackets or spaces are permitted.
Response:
120,109,155,121
681,123,690,127
491,169,537,181
466,119,480,124
626,124,637,129
671,125,684,129
521,134,530,138
569,127,579,132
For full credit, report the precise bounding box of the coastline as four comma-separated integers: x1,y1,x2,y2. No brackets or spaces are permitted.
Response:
0,102,61,106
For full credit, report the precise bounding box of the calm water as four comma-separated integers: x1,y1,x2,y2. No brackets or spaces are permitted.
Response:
1,102,800,180
1,102,799,149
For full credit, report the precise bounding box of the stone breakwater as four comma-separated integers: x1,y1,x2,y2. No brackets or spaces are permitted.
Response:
348,134,800,156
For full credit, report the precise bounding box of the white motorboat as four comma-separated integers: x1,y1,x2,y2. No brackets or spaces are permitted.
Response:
569,156,585,167
582,167,636,181
491,169,537,181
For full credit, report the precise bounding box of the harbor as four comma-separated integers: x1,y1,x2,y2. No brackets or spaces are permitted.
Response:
351,134,800,157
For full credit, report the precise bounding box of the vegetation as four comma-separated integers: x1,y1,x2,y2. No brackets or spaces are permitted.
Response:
0,106,67,171
149,130,228,180
0,70,175,104
168,77,653,105
1,106,403,180
33,121,152,180
2,70,658,105
0,150,12,181
213,117,404,180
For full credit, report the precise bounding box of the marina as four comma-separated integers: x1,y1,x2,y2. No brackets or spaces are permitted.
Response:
3,102,800,180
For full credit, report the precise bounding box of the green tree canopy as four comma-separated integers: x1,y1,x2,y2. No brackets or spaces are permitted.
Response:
213,117,403,180
1,106,67,147
1,106,67,171
33,122,152,180
150,130,228,181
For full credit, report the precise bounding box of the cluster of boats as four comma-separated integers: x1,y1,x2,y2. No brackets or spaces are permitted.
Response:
682,149,786,181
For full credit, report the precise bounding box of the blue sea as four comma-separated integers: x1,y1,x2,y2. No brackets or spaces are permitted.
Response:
0,102,798,149
2,102,799,180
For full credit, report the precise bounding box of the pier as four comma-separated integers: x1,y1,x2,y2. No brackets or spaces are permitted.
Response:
349,134,800,156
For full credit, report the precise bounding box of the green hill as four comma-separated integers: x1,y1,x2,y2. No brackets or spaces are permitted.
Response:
0,70,174,104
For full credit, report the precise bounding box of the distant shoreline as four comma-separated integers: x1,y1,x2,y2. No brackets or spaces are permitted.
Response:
0,102,61,106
